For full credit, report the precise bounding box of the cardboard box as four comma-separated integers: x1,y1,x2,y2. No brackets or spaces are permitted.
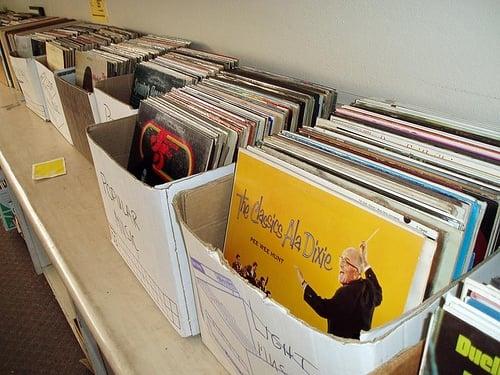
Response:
86,115,234,337
11,54,80,147
174,175,500,374
94,74,137,123
55,73,100,161
371,341,423,375
35,58,74,145
9,52,49,120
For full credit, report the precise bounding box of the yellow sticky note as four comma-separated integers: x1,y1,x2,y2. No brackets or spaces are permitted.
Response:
32,158,66,180
89,0,108,24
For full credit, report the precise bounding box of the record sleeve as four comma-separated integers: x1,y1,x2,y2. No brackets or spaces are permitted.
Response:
420,299,499,375
224,148,434,337
130,61,193,108
127,99,215,186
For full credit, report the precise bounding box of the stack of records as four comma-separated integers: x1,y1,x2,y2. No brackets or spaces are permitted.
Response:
0,16,72,87
225,66,336,127
220,100,498,339
95,26,139,43
130,50,226,108
46,24,139,71
321,99,499,291
126,70,336,186
206,67,336,130
0,11,38,26
75,34,191,91
120,34,191,53
351,98,499,146
127,88,250,186
174,47,239,69
99,35,190,62
420,278,499,374
15,22,107,58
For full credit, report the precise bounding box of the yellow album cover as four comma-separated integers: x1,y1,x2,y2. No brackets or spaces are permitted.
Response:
224,149,428,338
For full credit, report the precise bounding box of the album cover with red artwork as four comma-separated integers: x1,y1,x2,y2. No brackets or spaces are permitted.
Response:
127,98,215,186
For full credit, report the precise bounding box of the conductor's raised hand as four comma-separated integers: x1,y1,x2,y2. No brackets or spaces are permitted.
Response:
294,265,305,286
360,241,369,272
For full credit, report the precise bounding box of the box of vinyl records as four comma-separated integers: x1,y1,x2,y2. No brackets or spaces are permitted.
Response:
34,58,74,145
9,52,49,120
55,72,100,161
174,171,500,375
0,16,71,88
86,114,234,337
93,74,137,123
91,45,239,122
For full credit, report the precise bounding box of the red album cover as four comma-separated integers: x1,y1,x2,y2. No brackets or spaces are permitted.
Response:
127,99,214,186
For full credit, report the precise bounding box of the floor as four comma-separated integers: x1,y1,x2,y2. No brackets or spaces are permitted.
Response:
0,226,92,374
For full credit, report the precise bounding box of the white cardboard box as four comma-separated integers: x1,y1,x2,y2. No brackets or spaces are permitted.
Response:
34,58,74,145
9,53,49,121
174,174,500,375
86,115,234,337
93,74,137,123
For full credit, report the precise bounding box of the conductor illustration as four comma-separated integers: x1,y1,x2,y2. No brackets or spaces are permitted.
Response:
295,241,382,339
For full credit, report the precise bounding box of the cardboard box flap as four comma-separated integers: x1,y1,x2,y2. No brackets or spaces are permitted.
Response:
370,341,423,374
93,74,137,123
87,115,136,168
94,74,134,104
55,74,99,161
176,175,233,250
195,221,228,252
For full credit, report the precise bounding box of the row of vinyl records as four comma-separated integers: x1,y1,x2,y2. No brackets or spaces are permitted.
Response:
126,81,499,339
2,15,243,101
14,23,190,74
420,277,499,374
1,20,109,86
0,13,195,88
0,10,38,26
127,67,337,186
3,15,240,91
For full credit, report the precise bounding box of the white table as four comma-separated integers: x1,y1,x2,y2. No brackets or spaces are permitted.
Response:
0,85,226,375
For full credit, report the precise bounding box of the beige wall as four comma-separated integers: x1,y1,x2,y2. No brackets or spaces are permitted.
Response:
3,0,500,130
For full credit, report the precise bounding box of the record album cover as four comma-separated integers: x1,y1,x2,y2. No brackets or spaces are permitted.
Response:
421,308,499,375
130,62,190,109
127,100,214,186
224,149,431,337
